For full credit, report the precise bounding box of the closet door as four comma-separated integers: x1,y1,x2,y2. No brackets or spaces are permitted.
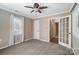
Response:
59,15,71,48
33,20,40,39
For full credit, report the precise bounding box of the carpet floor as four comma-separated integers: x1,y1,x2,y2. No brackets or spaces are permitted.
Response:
0,39,74,55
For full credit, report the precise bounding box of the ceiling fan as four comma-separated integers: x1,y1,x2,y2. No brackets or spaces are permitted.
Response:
24,3,48,13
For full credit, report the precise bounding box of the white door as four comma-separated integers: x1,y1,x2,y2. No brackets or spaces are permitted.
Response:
59,15,71,48
34,20,40,39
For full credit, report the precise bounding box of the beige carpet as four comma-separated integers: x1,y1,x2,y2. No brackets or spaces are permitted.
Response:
0,39,74,55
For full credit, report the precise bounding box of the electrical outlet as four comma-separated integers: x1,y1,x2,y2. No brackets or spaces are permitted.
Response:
0,39,2,42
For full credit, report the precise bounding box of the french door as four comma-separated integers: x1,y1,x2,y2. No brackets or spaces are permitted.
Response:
59,15,71,48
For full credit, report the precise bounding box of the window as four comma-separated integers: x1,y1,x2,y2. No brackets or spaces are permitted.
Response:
14,16,22,35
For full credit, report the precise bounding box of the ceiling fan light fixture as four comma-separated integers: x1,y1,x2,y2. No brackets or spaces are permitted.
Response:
34,8,38,12
24,3,48,13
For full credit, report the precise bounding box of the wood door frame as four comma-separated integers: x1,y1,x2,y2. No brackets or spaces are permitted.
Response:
50,20,59,43
48,18,60,44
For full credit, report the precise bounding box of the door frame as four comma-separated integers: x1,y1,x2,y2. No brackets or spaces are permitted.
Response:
50,20,59,43
48,18,60,44
58,15,72,48
9,14,14,46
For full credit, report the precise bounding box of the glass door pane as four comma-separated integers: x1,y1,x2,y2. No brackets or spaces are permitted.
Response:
59,15,71,48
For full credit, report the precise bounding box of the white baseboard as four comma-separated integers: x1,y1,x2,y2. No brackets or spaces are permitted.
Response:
0,42,23,50
72,48,79,55
15,41,23,45
24,38,33,42
33,38,49,43
15,37,33,44
0,45,11,50
0,38,33,50
72,48,75,55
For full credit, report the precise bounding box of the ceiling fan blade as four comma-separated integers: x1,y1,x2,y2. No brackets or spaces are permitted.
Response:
38,10,41,13
39,6,48,9
24,6,33,9
31,10,34,13
34,3,39,8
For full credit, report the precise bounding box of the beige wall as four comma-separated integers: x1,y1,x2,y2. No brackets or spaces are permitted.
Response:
24,18,33,40
0,9,10,48
72,4,79,48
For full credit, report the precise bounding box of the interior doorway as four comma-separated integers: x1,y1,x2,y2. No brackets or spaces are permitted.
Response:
50,20,59,44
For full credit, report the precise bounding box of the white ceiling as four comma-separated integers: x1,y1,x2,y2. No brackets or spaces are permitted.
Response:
0,3,74,19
